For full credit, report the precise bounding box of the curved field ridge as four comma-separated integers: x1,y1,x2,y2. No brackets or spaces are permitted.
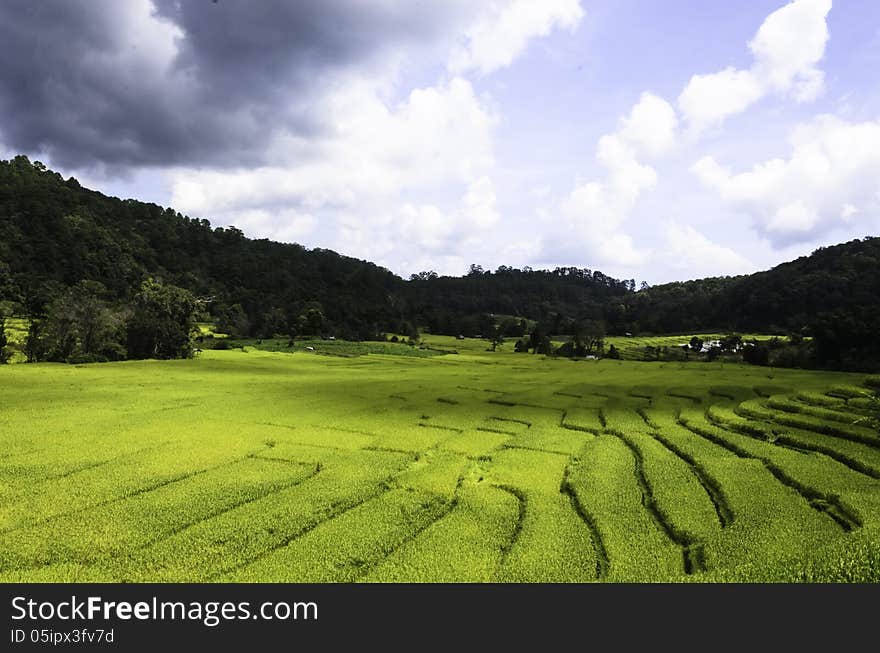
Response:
0,345,878,582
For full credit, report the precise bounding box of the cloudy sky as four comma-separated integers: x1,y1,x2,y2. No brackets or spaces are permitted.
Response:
1,0,878,284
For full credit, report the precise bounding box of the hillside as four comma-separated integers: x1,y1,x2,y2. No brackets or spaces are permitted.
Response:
628,238,880,368
0,155,878,369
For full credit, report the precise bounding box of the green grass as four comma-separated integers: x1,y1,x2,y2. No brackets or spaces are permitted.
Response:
1,337,879,581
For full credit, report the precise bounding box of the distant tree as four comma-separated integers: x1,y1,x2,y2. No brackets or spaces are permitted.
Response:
0,317,9,363
399,320,419,344
37,281,125,362
606,344,621,359
742,340,770,366
575,319,605,355
536,336,553,355
554,340,575,357
216,303,250,337
126,278,198,360
298,303,326,337
487,325,504,351
24,320,47,363
719,334,742,352
528,323,547,353
256,307,287,339
498,317,524,338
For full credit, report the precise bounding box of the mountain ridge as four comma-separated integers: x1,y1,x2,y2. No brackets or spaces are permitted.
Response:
1,155,877,369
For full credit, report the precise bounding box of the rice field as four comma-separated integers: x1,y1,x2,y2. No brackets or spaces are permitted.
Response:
0,338,878,582
603,333,783,360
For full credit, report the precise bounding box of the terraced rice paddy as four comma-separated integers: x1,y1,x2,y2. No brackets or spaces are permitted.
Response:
1,338,878,582
603,333,783,360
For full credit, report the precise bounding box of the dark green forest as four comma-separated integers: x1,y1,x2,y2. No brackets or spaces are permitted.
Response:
1,155,878,370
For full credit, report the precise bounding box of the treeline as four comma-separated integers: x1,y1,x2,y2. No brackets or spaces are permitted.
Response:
1,156,878,371
0,156,399,343
627,238,880,371
404,265,633,336
19,278,198,364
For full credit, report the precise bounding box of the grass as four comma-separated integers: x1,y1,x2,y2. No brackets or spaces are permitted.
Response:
1,337,879,581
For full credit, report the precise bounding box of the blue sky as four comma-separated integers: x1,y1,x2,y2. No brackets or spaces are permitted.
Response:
1,0,878,284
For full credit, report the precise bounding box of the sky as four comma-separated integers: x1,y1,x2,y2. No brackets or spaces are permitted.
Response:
1,0,878,284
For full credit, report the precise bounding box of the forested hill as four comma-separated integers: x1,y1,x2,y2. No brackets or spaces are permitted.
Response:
0,155,631,338
0,155,401,339
627,237,880,367
0,155,878,368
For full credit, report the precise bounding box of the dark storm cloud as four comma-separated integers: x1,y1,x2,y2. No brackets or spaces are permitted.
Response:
0,0,468,169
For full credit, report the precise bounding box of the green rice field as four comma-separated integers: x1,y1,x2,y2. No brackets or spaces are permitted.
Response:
1,335,878,582
602,333,785,360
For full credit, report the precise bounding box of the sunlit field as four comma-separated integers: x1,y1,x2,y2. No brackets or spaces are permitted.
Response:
1,339,878,582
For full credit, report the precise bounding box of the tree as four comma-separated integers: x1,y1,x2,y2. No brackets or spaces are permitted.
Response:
742,340,769,366
498,317,524,338
24,320,47,363
554,340,575,357
126,278,198,359
719,334,742,352
255,307,287,339
581,319,606,354
399,320,419,345
536,336,553,355
0,317,10,363
528,323,547,353
478,313,496,338
486,324,504,351
216,303,251,337
35,281,125,362
606,344,621,359
298,303,326,337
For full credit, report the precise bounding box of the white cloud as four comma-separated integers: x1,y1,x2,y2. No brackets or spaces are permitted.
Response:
692,115,880,244
555,92,676,265
840,203,859,222
748,0,831,99
678,0,831,132
232,209,317,243
393,177,500,255
617,92,680,157
449,0,584,75
461,176,500,229
160,0,591,278
170,76,495,218
678,68,764,132
660,221,754,277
